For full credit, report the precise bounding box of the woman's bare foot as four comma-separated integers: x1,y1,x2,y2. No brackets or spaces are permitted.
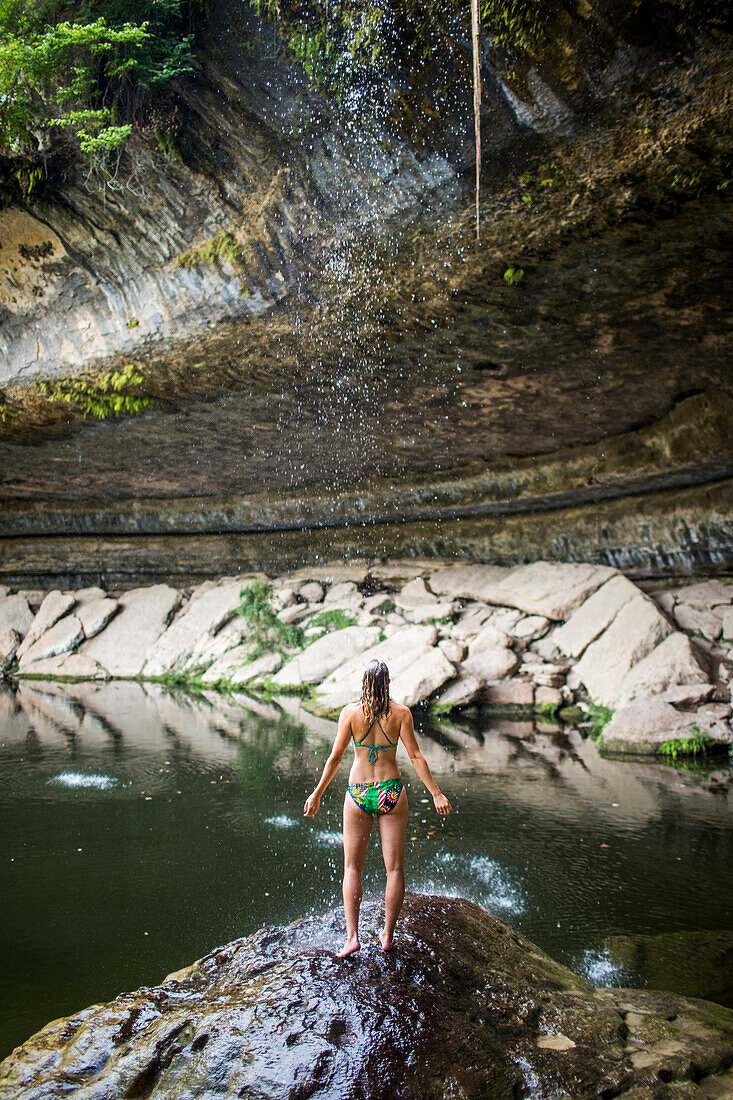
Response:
336,934,361,958
379,928,394,951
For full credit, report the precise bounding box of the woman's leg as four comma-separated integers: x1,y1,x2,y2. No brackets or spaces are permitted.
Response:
339,792,373,957
377,787,407,950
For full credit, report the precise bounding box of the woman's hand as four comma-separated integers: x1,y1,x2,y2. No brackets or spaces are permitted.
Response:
303,792,321,817
433,792,452,816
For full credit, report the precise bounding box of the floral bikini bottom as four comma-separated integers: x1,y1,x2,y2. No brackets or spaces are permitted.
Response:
347,778,404,815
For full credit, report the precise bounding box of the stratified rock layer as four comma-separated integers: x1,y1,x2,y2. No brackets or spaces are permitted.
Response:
2,894,733,1100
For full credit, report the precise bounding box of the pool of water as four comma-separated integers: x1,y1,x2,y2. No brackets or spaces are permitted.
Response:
2,678,732,1060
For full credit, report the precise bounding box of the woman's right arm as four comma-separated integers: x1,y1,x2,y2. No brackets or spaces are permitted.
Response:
400,707,452,816
303,706,353,816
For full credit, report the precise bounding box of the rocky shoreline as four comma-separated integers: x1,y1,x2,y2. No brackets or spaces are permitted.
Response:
1,560,732,758
2,894,733,1099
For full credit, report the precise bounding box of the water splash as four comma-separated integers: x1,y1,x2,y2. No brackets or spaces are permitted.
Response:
425,852,526,915
576,947,630,986
314,829,343,847
47,772,118,790
265,814,298,828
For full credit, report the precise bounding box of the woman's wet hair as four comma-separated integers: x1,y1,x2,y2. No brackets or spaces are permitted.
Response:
361,659,391,727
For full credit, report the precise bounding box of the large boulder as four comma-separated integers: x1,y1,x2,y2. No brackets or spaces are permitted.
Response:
552,575,640,659
668,580,733,610
142,583,244,676
427,564,511,601
575,594,673,708
3,895,733,1100
272,626,381,687
391,645,455,706
0,628,21,672
201,648,282,685
312,625,443,713
16,590,76,658
0,595,34,639
80,585,180,677
462,562,617,620
616,632,710,707
601,698,733,755
75,598,118,641
17,615,85,668
462,624,518,682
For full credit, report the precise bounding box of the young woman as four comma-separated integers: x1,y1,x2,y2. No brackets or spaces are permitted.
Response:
303,659,452,956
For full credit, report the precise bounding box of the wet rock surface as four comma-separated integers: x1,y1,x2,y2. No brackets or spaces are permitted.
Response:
2,894,733,1100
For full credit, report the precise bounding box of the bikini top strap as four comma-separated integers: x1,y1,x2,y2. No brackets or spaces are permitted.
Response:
373,716,399,748
353,714,399,750
353,715,378,747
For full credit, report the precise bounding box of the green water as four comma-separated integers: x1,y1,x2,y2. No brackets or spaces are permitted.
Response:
2,679,732,1060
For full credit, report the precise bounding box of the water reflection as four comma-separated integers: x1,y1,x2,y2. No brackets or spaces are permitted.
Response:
1,679,732,1059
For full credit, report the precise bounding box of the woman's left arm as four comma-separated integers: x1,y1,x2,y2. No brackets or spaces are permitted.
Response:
303,707,353,816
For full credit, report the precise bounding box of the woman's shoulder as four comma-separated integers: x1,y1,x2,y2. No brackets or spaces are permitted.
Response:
388,700,411,719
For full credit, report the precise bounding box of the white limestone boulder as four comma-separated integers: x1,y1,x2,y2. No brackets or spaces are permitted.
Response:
661,683,716,707
453,606,495,639
185,620,248,668
722,608,733,642
435,673,483,709
324,581,360,604
18,614,85,668
404,602,455,624
277,603,309,625
616,633,710,707
552,575,640,659
295,581,324,603
536,686,563,709
485,679,535,707
601,699,733,755
465,562,617,620
668,580,733,610
76,598,119,640
574,594,673,708
80,584,180,677
653,591,677,615
673,604,723,641
143,583,244,676
201,648,282,685
427,564,511,601
511,615,550,641
0,628,21,670
272,626,381,687
21,653,110,680
438,638,466,664
461,624,518,682
17,590,76,658
16,589,44,611
488,608,524,633
312,625,444,713
391,647,456,707
0,595,34,639
394,578,434,608
74,586,108,604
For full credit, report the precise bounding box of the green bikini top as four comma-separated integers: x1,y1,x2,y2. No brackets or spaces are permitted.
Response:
353,715,399,765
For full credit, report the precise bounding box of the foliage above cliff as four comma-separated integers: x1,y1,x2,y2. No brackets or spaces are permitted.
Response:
1,0,730,205
0,0,204,202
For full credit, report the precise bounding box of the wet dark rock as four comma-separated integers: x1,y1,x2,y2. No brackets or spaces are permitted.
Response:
2,894,733,1099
